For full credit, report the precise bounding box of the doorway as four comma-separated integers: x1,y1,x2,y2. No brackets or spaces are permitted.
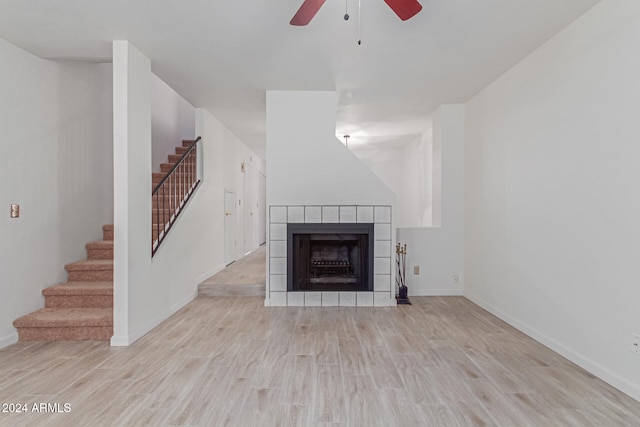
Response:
258,172,266,245
224,190,237,266
243,161,256,254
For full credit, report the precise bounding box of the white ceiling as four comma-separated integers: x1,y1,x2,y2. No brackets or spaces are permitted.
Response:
0,0,600,158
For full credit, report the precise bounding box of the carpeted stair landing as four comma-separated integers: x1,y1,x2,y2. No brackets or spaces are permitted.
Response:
13,224,114,341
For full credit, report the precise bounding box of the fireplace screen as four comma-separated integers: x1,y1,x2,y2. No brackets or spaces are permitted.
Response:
287,223,374,292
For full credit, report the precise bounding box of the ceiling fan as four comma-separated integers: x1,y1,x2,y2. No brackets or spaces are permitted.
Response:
290,0,422,26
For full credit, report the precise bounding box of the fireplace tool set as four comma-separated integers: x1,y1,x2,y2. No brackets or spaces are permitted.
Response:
396,243,411,304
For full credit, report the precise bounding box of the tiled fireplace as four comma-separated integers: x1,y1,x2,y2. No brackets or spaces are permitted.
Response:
267,205,393,307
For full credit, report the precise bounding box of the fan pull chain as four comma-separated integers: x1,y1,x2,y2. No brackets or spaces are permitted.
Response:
357,0,362,45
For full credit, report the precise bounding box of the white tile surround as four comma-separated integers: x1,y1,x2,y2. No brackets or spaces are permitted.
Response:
267,205,393,307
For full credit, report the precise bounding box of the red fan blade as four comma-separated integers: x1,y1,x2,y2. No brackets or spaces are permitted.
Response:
384,0,422,21
290,0,327,26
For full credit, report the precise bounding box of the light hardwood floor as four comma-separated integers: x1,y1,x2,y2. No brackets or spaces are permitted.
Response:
2,280,640,425
198,245,266,297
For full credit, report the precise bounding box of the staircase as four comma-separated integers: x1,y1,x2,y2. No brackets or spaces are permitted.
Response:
13,225,114,341
12,139,198,341
152,138,200,255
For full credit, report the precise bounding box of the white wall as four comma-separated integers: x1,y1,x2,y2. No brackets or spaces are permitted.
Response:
464,0,640,400
151,74,195,172
351,147,403,205
112,40,153,345
267,91,395,207
353,131,434,228
112,41,265,345
399,135,433,227
0,38,113,347
398,105,465,296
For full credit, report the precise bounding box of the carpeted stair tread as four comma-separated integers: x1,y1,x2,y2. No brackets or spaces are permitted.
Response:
160,163,175,172
153,172,191,182
65,259,113,271
182,139,197,147
152,171,191,178
43,281,113,296
86,240,113,249
13,308,112,328
86,240,114,260
102,224,114,240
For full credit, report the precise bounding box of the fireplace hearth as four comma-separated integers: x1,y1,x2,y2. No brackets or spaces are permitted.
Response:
288,223,374,292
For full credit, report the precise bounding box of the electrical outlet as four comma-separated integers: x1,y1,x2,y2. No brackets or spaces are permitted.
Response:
10,204,19,218
413,265,420,275
632,334,640,355
453,274,460,285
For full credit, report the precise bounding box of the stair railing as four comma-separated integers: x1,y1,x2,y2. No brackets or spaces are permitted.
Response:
152,137,201,256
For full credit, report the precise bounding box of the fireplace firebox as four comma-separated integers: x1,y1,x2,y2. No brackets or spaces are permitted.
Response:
287,223,374,292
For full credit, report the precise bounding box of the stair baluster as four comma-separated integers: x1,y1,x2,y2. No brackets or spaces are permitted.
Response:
152,137,201,255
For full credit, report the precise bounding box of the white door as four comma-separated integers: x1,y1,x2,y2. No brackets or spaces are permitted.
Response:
243,162,256,254
258,172,266,245
224,191,237,266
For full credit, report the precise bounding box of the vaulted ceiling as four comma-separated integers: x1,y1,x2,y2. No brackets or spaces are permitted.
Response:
0,0,600,158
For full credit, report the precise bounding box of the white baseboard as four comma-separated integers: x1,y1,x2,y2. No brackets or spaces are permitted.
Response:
111,290,198,347
195,263,226,284
411,287,463,296
110,335,130,346
466,293,640,403
170,290,198,314
0,332,18,349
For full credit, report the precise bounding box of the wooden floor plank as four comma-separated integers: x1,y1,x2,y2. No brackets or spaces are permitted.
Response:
315,364,348,424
